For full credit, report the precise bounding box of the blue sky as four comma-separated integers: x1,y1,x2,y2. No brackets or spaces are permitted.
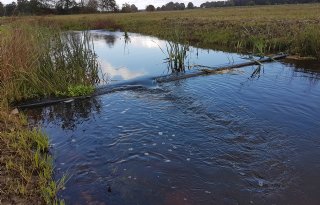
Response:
1,0,209,9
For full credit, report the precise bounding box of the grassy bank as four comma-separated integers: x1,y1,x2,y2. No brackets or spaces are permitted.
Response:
0,22,102,204
0,111,66,204
29,3,319,59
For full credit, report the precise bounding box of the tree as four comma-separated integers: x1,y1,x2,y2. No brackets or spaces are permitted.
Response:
160,2,185,11
4,2,17,16
121,3,138,12
17,0,29,14
0,2,4,16
146,4,155,12
187,2,194,9
130,4,138,12
99,0,118,12
86,0,99,12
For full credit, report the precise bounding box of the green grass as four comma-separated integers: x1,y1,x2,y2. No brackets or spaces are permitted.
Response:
161,30,190,72
0,111,65,204
23,3,320,59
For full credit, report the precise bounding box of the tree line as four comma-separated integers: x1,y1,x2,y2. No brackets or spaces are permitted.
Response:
0,0,319,16
200,0,320,8
0,0,196,15
0,0,118,16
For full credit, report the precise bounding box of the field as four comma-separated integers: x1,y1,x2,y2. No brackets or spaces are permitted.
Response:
41,4,320,59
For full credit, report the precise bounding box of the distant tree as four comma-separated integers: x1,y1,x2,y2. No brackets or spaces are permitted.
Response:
0,2,4,16
86,0,99,12
130,4,138,12
99,0,118,12
4,2,17,16
120,3,129,12
160,2,185,11
55,0,77,13
146,4,155,12
178,2,185,10
17,0,29,14
156,6,161,11
121,3,137,12
187,2,194,9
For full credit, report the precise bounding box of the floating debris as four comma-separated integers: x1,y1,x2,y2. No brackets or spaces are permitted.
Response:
128,148,133,151
258,179,264,187
186,158,190,161
165,159,171,163
121,108,130,114
10,108,19,115
144,152,149,156
158,132,163,136
64,99,74,103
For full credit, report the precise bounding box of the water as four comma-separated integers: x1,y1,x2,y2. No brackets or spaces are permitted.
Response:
26,31,320,205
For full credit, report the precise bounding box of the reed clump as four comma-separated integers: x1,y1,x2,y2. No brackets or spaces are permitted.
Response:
0,22,101,106
160,30,190,72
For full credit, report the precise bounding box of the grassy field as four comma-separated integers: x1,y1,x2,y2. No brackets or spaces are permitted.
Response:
35,3,320,59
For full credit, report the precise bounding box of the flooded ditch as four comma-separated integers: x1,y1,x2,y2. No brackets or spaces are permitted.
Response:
26,30,320,205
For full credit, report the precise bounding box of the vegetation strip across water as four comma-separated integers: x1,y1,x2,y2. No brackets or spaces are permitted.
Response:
15,54,287,109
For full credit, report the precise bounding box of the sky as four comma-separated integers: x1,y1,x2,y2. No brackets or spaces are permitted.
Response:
1,0,210,9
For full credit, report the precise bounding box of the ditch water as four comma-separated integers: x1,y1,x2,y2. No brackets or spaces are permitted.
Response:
27,31,320,205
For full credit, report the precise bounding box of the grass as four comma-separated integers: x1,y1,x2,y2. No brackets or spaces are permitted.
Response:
0,23,101,105
0,110,65,204
16,3,318,59
158,30,190,72
0,21,102,204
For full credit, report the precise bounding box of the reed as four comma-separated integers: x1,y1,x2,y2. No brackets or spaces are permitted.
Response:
0,23,102,106
159,30,190,72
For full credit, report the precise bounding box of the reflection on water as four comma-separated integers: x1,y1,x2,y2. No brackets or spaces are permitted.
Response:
28,98,102,131
88,30,251,83
92,33,117,48
26,31,320,205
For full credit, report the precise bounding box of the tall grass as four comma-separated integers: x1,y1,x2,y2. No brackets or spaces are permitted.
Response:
160,30,190,72
0,23,102,106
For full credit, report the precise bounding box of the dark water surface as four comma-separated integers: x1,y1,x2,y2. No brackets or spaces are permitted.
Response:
27,31,320,205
